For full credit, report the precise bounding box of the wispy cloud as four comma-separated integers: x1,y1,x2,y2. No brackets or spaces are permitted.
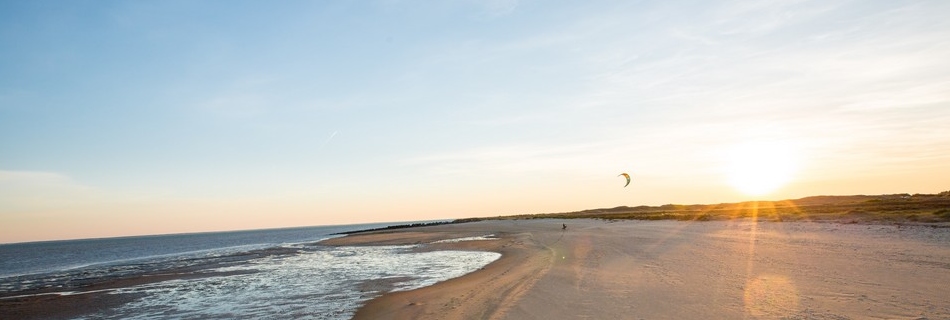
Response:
389,0,950,193
199,93,270,118
711,0,843,36
0,170,73,184
403,142,611,177
482,0,519,16
319,131,339,150
192,76,282,118
0,170,102,211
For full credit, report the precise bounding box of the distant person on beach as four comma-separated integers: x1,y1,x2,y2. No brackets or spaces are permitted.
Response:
562,223,567,230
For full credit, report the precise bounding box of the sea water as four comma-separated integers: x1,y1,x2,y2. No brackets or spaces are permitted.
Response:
0,222,500,319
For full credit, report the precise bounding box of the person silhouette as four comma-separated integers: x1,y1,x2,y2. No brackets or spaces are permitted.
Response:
562,223,567,230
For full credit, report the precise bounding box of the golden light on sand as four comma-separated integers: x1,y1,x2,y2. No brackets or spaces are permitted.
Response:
744,274,800,317
725,140,798,196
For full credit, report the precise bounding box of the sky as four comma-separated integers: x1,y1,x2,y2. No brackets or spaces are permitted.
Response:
2,0,949,243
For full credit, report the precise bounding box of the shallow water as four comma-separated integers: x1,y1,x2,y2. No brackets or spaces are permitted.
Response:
97,244,499,319
1,223,501,319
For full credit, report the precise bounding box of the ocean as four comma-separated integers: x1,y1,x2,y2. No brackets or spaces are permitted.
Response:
0,221,501,319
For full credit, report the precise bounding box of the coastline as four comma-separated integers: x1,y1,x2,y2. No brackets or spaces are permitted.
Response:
0,224,502,320
319,223,552,319
323,218,950,319
6,218,949,319
0,268,257,320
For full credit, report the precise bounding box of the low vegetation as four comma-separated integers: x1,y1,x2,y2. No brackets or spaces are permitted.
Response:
456,191,950,225
335,221,455,235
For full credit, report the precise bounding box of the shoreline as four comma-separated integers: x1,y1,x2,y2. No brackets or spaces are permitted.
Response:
319,225,552,319
5,218,949,319
323,218,950,319
0,269,258,320
0,225,509,320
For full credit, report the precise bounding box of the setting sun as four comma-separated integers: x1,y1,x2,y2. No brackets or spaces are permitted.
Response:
725,141,799,196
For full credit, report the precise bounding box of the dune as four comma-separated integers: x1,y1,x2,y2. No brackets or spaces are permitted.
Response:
321,219,950,319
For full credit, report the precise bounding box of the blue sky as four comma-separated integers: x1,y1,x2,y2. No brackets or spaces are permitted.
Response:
2,0,949,242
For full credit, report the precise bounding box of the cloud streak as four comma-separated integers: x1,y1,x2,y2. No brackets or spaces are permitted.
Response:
0,170,103,212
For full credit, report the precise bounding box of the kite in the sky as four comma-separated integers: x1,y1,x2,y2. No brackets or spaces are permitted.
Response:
618,173,631,187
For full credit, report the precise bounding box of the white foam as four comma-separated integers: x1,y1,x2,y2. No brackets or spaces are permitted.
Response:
431,234,498,244
95,245,500,320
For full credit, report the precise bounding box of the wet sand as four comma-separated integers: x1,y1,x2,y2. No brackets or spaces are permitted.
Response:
322,219,950,319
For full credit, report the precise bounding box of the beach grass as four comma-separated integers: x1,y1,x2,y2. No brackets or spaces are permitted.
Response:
458,191,950,224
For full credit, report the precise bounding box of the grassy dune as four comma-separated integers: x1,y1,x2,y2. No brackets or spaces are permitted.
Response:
459,191,950,224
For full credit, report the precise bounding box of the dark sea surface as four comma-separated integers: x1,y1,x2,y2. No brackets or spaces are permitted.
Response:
0,221,501,319
0,223,389,279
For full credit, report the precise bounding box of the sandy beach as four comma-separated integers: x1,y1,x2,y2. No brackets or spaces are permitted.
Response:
321,219,950,319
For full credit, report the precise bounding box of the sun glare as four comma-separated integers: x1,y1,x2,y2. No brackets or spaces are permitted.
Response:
725,140,798,196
